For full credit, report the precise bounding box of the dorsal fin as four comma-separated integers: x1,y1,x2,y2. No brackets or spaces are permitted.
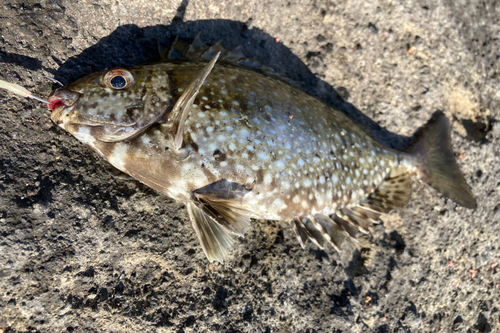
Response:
185,33,208,60
167,36,191,59
159,36,299,87
220,45,246,63
167,52,220,149
201,40,228,60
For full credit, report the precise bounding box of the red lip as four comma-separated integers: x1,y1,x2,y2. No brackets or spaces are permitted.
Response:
47,97,66,112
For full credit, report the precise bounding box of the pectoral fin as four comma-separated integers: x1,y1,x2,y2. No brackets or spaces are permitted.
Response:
187,203,234,263
193,179,252,236
188,179,253,262
167,53,220,149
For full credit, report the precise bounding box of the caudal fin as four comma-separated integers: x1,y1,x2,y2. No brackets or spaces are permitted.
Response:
406,111,477,208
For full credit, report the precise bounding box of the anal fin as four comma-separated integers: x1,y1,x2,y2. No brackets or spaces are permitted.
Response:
359,165,412,214
291,215,351,252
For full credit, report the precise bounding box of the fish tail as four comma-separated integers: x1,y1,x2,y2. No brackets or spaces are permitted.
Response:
404,111,476,208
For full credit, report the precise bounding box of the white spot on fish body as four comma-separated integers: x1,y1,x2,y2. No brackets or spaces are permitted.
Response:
264,173,273,185
275,160,285,169
229,143,237,151
197,112,206,118
206,126,214,133
257,152,270,161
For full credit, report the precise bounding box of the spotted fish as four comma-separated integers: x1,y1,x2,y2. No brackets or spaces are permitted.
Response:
47,37,476,262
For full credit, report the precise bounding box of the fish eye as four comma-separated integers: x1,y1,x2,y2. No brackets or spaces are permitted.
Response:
103,69,134,90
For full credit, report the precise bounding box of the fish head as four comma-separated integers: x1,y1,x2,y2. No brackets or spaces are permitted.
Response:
48,67,175,145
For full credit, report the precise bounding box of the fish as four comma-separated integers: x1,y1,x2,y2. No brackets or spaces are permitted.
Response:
46,37,476,263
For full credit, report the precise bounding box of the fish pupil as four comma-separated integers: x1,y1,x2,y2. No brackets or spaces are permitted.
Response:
110,76,126,89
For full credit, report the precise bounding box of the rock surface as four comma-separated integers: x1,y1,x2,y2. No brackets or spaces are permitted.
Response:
0,0,499,332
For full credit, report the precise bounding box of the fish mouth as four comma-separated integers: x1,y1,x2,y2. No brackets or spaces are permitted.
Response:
47,96,66,111
47,89,82,111
48,88,82,124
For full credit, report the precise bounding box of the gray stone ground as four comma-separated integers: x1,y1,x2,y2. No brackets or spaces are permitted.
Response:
0,0,499,332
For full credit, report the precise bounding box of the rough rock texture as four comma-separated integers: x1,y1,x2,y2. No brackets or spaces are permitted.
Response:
0,0,499,332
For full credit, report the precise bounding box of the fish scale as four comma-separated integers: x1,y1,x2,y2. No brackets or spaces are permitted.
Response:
47,38,476,263
181,64,398,219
